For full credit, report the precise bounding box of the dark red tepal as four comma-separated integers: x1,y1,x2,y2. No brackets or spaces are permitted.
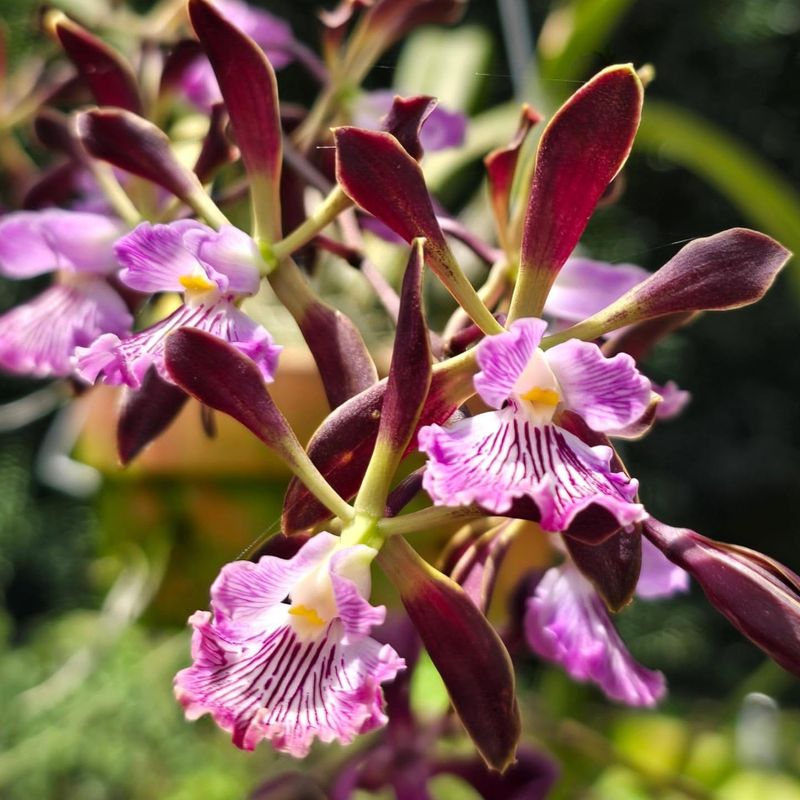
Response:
643,518,800,677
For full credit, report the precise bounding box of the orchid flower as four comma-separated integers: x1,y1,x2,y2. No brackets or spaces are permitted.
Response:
0,210,132,378
76,220,281,389
419,317,652,533
175,532,405,757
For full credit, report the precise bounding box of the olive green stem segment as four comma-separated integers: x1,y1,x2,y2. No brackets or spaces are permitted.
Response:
340,512,383,550
267,186,352,269
379,504,487,537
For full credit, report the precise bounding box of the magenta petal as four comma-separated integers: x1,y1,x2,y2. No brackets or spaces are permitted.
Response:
115,220,209,293
545,339,651,434
544,257,648,325
474,318,548,409
419,410,646,533
0,281,131,378
0,210,124,278
637,537,690,599
175,612,403,757
188,225,263,295
525,563,666,706
211,532,339,626
654,380,691,421
330,547,387,639
75,299,280,388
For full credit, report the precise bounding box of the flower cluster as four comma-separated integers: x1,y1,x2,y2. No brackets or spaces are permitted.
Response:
0,0,797,794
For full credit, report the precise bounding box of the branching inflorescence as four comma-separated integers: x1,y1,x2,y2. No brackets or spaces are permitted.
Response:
0,0,797,794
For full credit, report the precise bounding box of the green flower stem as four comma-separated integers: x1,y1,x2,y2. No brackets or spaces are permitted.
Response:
354,440,403,521
443,258,514,342
186,186,230,230
88,162,142,227
292,81,341,155
268,186,352,268
284,448,355,524
340,512,383,550
379,504,486,537
507,265,551,322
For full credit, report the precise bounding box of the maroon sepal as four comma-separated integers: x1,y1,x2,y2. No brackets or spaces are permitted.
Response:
484,104,542,248
381,95,437,161
189,0,282,236
362,0,466,44
595,229,791,330
378,536,521,772
282,366,470,533
50,13,142,114
334,127,463,300
520,65,642,292
432,747,560,800
22,162,82,209
77,109,205,203
298,300,378,410
117,367,188,465
643,518,800,678
565,528,641,612
34,108,83,160
449,521,516,613
375,238,431,453
164,328,296,453
194,103,238,184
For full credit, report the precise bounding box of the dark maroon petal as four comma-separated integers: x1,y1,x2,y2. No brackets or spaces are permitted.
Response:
296,300,378,410
643,518,800,677
433,746,560,800
189,0,282,237
117,367,188,465
34,109,83,160
282,360,475,533
584,229,790,335
164,328,297,454
378,536,521,772
375,238,431,454
363,0,466,43
77,109,205,203
448,521,516,613
48,12,142,114
22,162,82,210
517,66,642,311
565,527,642,612
484,104,542,248
381,95,438,161
193,103,238,184
335,127,451,271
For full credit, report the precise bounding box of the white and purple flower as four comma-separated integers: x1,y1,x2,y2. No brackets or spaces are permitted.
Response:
0,209,132,378
175,532,405,757
524,558,666,706
76,220,280,389
418,318,652,533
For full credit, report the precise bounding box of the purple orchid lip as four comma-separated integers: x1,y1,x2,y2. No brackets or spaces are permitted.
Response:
75,221,280,389
420,318,650,535
525,561,666,707
175,533,404,757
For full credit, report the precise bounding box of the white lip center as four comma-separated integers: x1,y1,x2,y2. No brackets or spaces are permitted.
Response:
512,348,561,424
